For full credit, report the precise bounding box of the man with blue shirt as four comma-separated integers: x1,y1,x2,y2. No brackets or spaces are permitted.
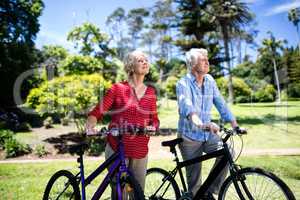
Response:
176,48,239,199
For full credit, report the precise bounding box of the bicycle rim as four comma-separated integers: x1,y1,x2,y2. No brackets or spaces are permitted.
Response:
145,168,180,200
219,168,295,200
43,170,80,200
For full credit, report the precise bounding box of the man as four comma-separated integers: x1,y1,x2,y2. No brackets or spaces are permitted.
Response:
176,48,239,199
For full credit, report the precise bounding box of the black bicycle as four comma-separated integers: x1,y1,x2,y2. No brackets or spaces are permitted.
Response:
43,126,150,200
144,126,296,200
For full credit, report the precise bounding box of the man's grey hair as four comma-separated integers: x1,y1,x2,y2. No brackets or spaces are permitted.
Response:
123,50,147,77
185,48,208,72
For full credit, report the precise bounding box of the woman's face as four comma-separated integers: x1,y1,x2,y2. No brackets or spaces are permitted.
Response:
133,53,150,76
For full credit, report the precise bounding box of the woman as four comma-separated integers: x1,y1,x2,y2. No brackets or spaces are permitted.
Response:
85,50,159,196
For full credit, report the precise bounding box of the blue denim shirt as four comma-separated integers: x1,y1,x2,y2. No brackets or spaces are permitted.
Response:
176,73,235,141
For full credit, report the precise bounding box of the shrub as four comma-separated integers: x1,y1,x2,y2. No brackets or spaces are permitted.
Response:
288,82,300,98
58,55,103,75
254,84,276,102
34,144,47,157
164,76,179,99
216,77,252,103
0,129,14,149
4,138,31,158
26,74,111,118
43,117,53,129
61,117,69,126
17,122,31,132
87,137,106,156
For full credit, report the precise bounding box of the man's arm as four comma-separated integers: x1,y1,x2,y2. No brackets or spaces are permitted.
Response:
176,80,203,127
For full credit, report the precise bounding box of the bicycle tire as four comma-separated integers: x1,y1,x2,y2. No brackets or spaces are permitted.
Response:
219,167,296,200
117,174,145,200
43,170,81,200
145,167,181,200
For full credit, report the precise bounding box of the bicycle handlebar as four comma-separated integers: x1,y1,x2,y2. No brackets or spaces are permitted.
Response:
221,126,247,143
86,126,156,137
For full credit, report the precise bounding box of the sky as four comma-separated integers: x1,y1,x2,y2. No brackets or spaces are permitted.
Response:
35,0,300,61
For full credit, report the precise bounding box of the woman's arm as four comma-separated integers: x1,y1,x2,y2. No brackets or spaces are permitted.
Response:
85,84,116,132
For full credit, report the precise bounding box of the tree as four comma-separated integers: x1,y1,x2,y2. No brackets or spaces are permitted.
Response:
0,0,44,107
150,0,175,83
259,32,286,103
40,45,69,79
126,8,149,49
208,0,254,103
67,22,115,58
67,22,117,79
106,7,128,60
173,0,224,78
288,7,300,53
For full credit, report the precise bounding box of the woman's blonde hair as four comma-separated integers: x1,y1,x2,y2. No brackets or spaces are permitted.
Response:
123,50,147,77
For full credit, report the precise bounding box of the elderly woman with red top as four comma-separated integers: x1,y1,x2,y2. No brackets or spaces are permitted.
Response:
85,50,159,195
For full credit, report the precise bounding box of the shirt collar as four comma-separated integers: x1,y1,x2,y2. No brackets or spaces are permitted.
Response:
187,72,208,87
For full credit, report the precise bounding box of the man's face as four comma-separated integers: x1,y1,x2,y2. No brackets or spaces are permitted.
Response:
193,54,210,75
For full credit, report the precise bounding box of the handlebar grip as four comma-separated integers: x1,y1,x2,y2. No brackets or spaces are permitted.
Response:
234,126,247,135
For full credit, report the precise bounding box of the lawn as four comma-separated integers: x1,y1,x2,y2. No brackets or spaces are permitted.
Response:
158,99,300,149
0,156,299,199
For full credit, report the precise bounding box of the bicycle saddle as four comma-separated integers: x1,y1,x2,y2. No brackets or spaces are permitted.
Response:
69,142,89,155
161,138,183,148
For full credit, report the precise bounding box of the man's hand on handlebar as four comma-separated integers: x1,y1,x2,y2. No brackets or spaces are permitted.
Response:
233,126,247,135
203,122,220,134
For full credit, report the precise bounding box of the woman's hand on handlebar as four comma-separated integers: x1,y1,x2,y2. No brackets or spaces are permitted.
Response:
85,124,98,136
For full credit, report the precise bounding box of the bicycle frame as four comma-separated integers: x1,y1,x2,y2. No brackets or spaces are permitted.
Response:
162,139,236,200
75,135,132,200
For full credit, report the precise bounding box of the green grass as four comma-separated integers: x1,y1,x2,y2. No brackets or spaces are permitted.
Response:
158,99,300,149
0,156,299,199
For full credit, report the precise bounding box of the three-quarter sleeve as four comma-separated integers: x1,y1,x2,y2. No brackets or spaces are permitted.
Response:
88,84,116,121
212,80,235,122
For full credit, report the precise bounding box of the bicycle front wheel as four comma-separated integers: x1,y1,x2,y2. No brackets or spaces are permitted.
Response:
43,170,80,200
219,167,296,200
144,167,181,200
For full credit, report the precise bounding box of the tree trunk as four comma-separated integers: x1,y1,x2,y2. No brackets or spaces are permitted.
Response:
272,58,281,103
222,26,234,104
237,37,242,64
297,24,300,55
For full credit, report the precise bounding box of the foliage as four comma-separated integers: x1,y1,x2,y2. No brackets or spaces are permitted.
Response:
145,64,160,83
67,22,115,57
164,76,179,99
173,0,224,76
0,0,44,107
34,144,47,157
288,8,300,29
126,8,149,49
58,54,103,75
106,7,128,60
43,117,53,129
216,77,252,103
288,82,300,98
4,137,31,158
253,84,277,102
26,74,111,117
18,122,31,132
0,129,14,149
87,137,106,156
